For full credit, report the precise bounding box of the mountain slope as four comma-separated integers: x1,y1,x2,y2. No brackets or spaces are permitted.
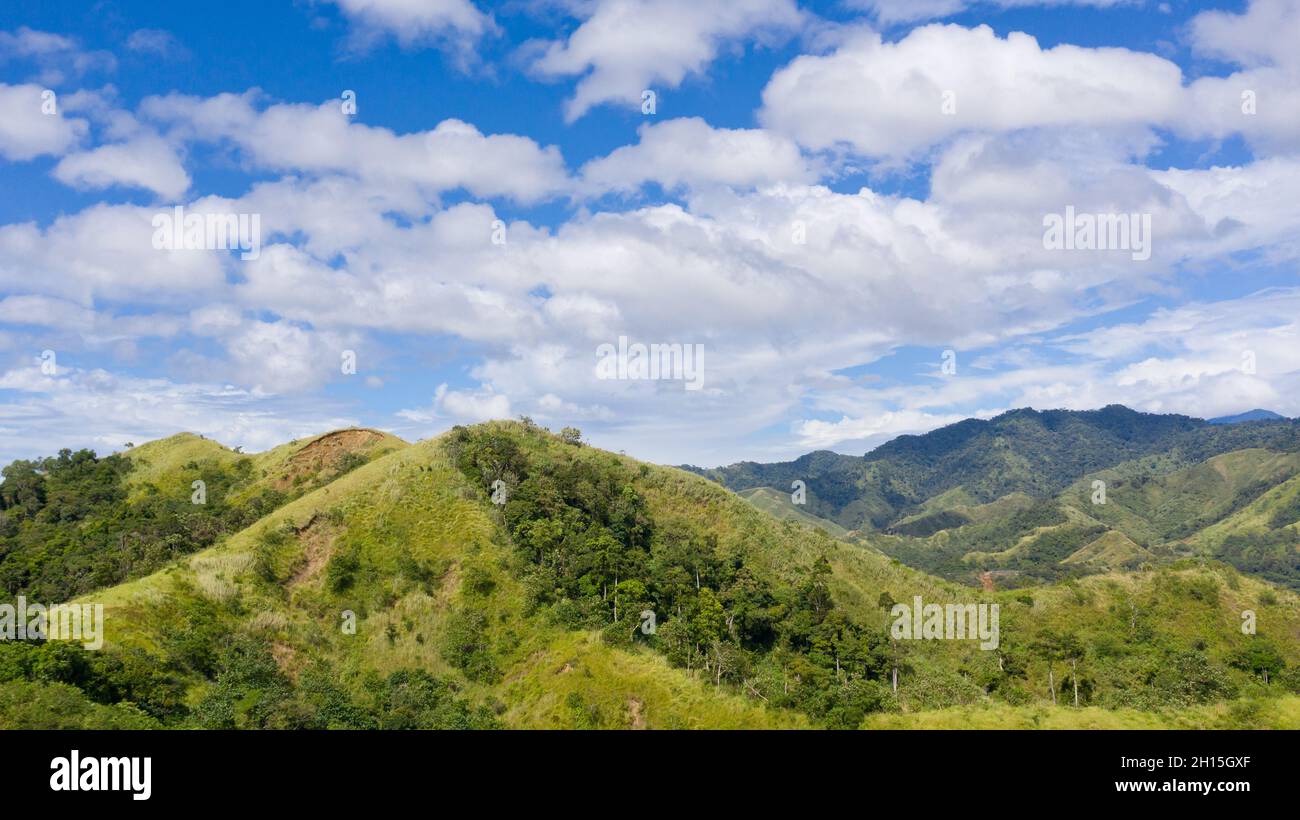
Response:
4,422,1300,729
692,405,1300,534
0,429,407,602
738,487,852,539
1209,409,1287,425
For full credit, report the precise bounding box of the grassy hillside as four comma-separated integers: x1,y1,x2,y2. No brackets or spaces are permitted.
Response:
861,695,1300,729
0,429,406,601
739,486,852,539
4,421,1300,729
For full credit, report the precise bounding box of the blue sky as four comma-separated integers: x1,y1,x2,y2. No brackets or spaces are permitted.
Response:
1,0,1298,467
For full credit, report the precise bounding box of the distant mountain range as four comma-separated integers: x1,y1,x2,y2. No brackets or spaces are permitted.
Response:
688,405,1300,590
1208,409,1287,425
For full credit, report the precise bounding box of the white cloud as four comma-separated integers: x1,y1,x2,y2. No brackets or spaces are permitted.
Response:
795,287,1300,452
0,203,227,305
399,382,512,424
53,135,191,199
1180,1,1300,155
17,124,1286,462
141,92,570,203
1189,0,1300,69
795,409,969,450
760,8,1300,160
125,29,188,59
0,295,183,345
530,0,804,121
0,82,87,160
0,27,116,85
3,10,1299,467
0,360,359,464
322,0,496,57
759,24,1184,158
847,0,1138,26
580,117,818,194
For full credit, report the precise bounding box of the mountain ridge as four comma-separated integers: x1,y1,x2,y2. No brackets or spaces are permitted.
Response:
687,405,1300,534
5,420,1300,729
1208,409,1287,425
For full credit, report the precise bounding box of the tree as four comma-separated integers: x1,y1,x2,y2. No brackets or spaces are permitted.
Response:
1032,629,1081,706
1058,633,1084,707
559,427,583,446
803,556,834,621
692,588,726,649
1231,638,1286,685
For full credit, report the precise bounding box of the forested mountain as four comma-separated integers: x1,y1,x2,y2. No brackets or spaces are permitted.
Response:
688,406,1300,533
2,419,1300,730
1209,409,1287,425
690,406,1300,593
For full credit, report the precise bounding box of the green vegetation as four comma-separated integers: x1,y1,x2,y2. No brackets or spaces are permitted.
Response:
0,429,405,602
444,422,894,727
705,410,1300,593
0,448,283,600
3,414,1300,729
694,406,1300,533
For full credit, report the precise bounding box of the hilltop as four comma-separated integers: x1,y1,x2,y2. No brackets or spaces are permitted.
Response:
1209,410,1287,425
0,428,406,601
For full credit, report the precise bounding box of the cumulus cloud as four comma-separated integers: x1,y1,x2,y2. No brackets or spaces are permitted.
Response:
792,286,1300,451
580,117,819,194
1189,0,1300,68
399,382,512,424
0,203,227,306
12,118,1294,462
53,135,191,199
759,24,1184,159
321,0,496,59
795,409,970,450
0,82,87,160
530,0,804,121
0,360,360,465
140,92,570,202
761,5,1300,160
1180,0,1300,155
5,7,1300,465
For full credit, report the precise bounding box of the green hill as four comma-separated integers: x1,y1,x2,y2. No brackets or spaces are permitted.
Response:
0,429,406,601
1061,531,1153,569
4,421,1300,729
738,486,851,539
